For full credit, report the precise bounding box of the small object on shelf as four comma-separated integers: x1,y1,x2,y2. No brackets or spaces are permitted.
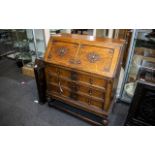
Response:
124,82,136,98
138,60,155,83
15,52,32,67
28,38,33,42
137,30,151,41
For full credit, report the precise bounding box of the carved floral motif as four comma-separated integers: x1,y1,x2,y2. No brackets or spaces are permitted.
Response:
87,52,100,63
57,47,68,56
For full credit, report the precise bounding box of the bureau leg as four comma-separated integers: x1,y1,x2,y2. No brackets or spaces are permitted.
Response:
102,119,109,126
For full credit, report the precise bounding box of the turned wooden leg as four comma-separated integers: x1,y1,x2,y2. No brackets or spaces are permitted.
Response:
102,119,109,126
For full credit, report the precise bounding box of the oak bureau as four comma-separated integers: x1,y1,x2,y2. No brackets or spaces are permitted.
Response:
34,34,125,125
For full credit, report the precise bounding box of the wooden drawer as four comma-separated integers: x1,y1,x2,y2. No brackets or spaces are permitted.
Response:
46,65,107,88
47,84,104,109
78,94,104,109
69,70,107,88
47,75,105,99
46,65,70,78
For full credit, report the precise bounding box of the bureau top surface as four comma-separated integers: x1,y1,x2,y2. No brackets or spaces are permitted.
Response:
44,34,125,78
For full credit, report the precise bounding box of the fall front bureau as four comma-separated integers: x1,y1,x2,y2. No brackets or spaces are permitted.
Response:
35,34,125,125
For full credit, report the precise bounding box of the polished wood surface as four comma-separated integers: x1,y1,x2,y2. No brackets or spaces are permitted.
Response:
44,33,124,78
43,34,125,124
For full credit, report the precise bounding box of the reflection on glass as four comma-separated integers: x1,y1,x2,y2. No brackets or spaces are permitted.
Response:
122,30,155,103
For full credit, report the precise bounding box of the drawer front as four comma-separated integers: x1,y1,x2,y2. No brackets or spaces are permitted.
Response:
47,84,104,109
46,65,107,88
75,73,106,88
46,65,71,78
47,75,105,99
79,95,104,109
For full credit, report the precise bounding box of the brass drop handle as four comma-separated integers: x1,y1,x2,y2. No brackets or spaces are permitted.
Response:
56,68,63,93
89,78,93,85
89,89,92,95
56,68,60,75
58,80,63,93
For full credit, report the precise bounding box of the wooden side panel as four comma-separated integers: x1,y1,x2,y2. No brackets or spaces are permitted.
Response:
104,81,113,111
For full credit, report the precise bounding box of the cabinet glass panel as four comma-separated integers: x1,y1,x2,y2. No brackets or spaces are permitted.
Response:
26,29,46,59
10,29,33,67
1,29,46,67
122,29,155,103
0,30,14,57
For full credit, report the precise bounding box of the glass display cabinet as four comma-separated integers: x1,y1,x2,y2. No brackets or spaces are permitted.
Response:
120,29,155,103
26,29,46,60
18,29,46,69
0,30,15,57
2,29,46,67
1,29,46,69
11,29,32,67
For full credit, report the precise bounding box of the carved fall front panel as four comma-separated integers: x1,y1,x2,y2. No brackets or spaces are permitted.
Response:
48,41,78,65
77,45,114,74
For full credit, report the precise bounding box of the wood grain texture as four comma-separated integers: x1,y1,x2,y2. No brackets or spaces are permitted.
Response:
44,34,125,78
43,34,125,124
